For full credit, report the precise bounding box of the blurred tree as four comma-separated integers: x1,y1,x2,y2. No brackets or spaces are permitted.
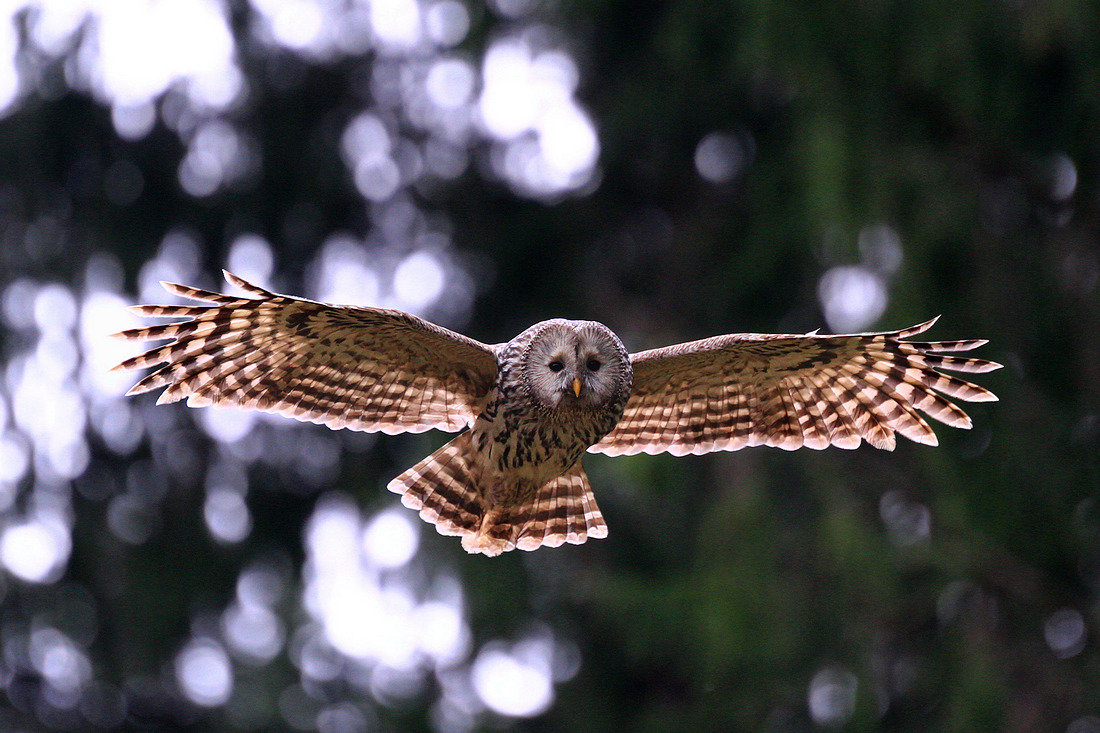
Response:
0,0,1095,730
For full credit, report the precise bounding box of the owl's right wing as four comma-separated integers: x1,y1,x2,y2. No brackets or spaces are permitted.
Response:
112,271,498,434
590,318,1001,457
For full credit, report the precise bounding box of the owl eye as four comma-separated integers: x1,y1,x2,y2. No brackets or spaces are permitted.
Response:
586,358,601,372
549,360,565,372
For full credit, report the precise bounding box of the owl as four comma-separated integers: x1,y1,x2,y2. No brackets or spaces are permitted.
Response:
113,271,1001,556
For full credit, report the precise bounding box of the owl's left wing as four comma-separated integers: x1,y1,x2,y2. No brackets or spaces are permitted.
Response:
112,271,498,434
590,318,1001,456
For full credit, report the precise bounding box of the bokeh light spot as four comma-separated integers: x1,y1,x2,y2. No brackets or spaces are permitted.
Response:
361,510,419,569
694,132,747,184
426,58,475,110
205,488,253,544
393,250,446,311
1,517,71,583
226,234,275,287
1044,608,1086,659
425,1,470,47
176,639,233,707
818,265,887,333
808,666,858,727
223,602,284,663
471,645,553,718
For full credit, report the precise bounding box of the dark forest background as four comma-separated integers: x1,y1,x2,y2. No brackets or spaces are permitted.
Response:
0,0,1097,730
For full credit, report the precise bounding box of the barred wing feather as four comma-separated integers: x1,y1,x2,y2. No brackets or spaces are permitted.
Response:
112,271,498,434
591,318,1001,457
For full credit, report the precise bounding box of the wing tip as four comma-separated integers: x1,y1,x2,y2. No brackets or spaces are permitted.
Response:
966,359,1002,373
112,354,148,372
896,315,940,339
913,430,939,447
156,389,184,406
223,269,271,297
159,280,189,297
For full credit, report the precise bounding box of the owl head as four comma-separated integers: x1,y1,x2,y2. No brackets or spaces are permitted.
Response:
519,319,632,411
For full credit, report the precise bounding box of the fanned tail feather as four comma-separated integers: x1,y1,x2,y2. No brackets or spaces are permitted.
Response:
388,438,608,556
388,432,483,542
514,462,607,551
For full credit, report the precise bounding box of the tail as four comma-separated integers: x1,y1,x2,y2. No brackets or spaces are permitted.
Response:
388,432,483,542
512,461,608,551
388,434,609,557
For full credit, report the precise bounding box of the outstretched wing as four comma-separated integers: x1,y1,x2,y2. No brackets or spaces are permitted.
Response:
112,271,498,434
590,318,1001,457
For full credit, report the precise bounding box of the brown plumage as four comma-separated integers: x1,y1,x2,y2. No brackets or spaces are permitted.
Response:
592,320,999,456
113,271,1001,556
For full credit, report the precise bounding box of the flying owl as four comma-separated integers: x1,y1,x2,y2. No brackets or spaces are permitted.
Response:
113,271,1001,556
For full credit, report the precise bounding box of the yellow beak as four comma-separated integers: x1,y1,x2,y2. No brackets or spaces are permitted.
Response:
572,378,582,397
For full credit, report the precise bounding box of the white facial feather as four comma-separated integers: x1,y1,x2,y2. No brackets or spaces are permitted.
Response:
521,320,630,410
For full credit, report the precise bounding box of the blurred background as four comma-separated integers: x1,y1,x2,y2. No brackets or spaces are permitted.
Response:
0,0,1096,729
